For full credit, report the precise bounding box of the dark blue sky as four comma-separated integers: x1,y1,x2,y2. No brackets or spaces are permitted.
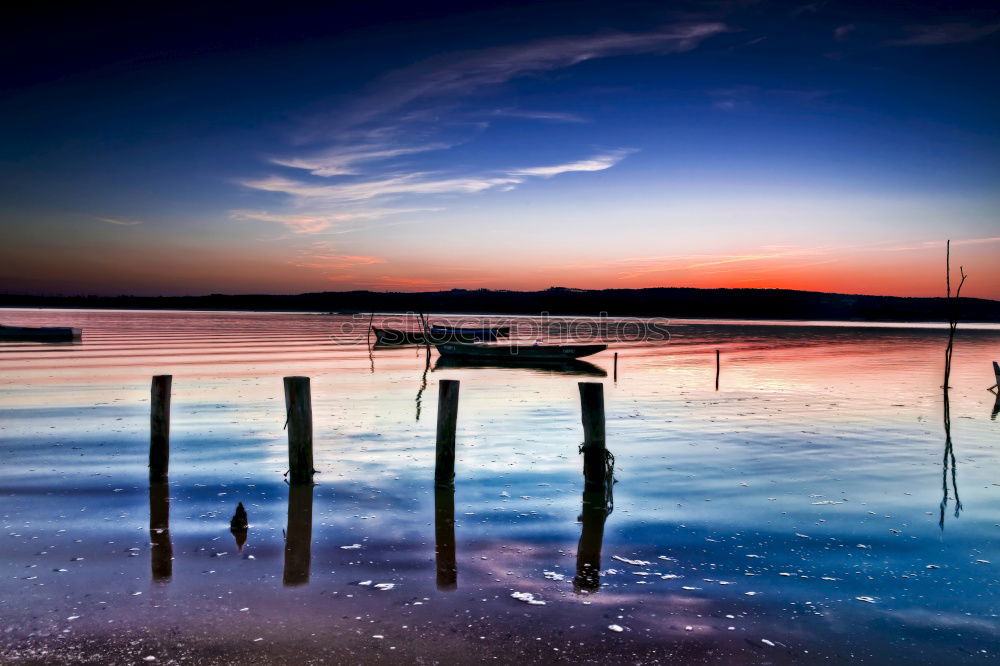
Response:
2,1,998,296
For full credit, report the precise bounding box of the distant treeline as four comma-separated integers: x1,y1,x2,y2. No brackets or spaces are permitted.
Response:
2,287,1000,322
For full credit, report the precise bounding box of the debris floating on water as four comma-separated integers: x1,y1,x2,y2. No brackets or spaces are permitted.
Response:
511,591,545,606
612,555,651,566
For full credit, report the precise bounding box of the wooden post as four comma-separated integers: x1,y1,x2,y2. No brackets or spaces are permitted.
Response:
993,361,999,383
578,382,606,490
715,349,720,390
613,352,618,382
149,375,171,482
283,376,314,485
435,380,460,487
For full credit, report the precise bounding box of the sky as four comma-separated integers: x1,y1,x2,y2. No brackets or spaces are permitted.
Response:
1,0,998,298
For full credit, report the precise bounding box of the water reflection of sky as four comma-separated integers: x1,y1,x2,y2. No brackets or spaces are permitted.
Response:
0,309,998,662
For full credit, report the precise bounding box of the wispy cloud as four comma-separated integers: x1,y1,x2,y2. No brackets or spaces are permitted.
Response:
326,23,729,134
601,237,1000,281
288,240,387,279
487,108,587,124
238,149,636,230
708,85,831,112
230,207,436,234
294,253,386,270
881,236,1000,252
96,216,143,226
271,143,451,177
509,150,633,178
240,24,723,234
889,23,1000,46
240,173,524,204
833,24,855,41
610,246,832,280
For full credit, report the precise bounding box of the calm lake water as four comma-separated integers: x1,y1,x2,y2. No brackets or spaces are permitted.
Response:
1,308,998,664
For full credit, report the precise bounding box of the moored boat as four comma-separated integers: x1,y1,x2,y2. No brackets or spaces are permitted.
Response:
372,327,427,345
435,342,606,360
373,325,511,345
0,325,82,342
430,325,509,340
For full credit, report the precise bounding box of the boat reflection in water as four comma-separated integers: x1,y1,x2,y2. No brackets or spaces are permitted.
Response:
434,487,457,590
283,485,314,587
433,356,606,377
574,486,611,594
149,482,173,583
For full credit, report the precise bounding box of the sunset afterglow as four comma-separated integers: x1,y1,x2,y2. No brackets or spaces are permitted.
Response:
2,2,998,297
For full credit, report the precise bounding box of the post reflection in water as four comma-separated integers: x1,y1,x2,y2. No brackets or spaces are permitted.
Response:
415,347,430,421
991,391,999,421
283,484,314,587
230,502,249,552
939,386,962,530
574,487,611,594
149,482,173,583
434,487,457,590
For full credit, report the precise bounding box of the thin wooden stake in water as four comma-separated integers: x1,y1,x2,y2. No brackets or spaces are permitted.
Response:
149,375,172,482
613,352,618,382
435,380,460,487
990,360,1000,392
715,349,720,391
283,376,314,485
578,382,606,490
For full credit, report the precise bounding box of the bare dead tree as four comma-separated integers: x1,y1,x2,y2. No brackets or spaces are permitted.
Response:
940,239,967,528
943,239,967,389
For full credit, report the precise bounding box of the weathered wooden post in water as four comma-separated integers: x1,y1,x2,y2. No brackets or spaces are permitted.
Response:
149,375,172,482
578,382,607,490
613,352,618,382
283,376,314,485
435,380,460,487
715,349,720,390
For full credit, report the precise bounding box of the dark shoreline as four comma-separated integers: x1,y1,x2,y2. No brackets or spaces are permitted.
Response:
2,286,1000,322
